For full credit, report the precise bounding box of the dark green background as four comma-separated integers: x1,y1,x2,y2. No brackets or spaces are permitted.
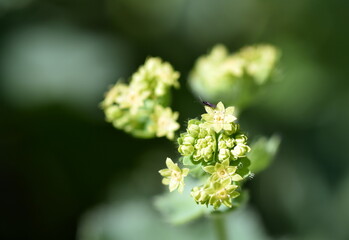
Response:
1,0,348,239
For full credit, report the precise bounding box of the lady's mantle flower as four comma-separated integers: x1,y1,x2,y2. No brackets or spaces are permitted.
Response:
119,86,150,115
102,82,128,108
203,160,243,182
205,178,240,209
159,101,251,210
102,57,180,139
159,158,189,193
231,143,251,159
191,185,210,205
238,44,279,85
201,102,237,133
153,105,180,140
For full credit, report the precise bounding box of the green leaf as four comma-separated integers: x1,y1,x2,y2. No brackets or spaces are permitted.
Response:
182,155,195,166
154,178,211,224
235,157,251,178
247,134,281,173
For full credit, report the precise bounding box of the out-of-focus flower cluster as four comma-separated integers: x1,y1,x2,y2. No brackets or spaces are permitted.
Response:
101,57,180,139
189,44,280,109
159,102,251,210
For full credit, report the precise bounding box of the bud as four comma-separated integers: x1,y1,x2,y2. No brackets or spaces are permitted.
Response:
187,119,201,137
105,105,123,122
231,143,251,159
183,135,195,145
235,133,248,144
218,148,231,162
191,186,209,204
178,144,195,156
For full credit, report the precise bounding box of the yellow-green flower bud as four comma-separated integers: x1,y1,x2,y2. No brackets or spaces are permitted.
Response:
178,144,195,156
183,135,195,145
112,113,130,129
198,126,211,138
223,123,239,136
225,138,235,148
218,140,227,149
187,119,201,137
202,146,214,161
105,105,123,122
219,133,236,149
231,143,250,159
235,133,248,144
218,148,231,162
191,186,209,204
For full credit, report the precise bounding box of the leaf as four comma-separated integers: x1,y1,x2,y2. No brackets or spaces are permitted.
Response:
78,198,215,240
247,134,281,173
235,157,251,178
182,155,194,166
154,178,211,224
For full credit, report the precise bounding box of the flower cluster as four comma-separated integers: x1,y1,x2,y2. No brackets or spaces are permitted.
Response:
101,57,180,139
189,44,280,109
159,102,251,209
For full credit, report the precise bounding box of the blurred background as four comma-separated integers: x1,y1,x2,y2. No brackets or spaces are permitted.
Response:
1,0,348,239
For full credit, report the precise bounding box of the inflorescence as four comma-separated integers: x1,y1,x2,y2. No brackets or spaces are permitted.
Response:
189,44,280,108
101,57,180,139
159,102,251,210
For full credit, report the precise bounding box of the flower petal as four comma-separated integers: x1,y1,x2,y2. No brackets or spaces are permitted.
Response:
165,157,179,171
169,180,179,192
182,168,190,177
204,105,214,114
225,106,235,115
222,199,232,208
178,182,184,193
159,169,171,177
221,160,230,168
231,174,243,182
203,166,215,174
227,166,237,173
162,178,170,185
225,115,237,123
216,102,225,111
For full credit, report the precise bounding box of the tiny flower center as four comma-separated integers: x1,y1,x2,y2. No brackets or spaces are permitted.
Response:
217,189,227,199
218,169,227,178
158,116,167,127
213,111,225,123
171,170,181,181
128,91,137,102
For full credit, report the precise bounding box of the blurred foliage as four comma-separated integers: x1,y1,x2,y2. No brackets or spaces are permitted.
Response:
189,44,280,110
1,0,349,240
78,198,270,240
248,135,280,174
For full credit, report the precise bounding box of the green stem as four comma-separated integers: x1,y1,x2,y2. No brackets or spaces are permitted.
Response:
213,214,228,240
213,132,219,162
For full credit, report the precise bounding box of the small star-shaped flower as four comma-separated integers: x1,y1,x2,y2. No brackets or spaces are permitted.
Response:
205,178,240,209
203,160,243,182
159,158,189,193
201,102,237,133
154,105,180,140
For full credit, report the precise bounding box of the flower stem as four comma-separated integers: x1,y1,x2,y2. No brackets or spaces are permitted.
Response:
212,214,228,240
